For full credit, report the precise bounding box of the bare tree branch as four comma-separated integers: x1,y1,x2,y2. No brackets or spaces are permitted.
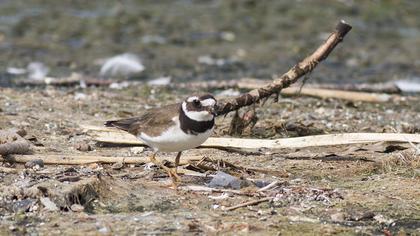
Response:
215,20,352,116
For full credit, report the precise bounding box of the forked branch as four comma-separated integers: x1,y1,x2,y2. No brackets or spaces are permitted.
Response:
215,20,352,116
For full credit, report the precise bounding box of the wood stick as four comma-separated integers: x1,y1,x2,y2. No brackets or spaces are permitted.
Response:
224,197,273,211
179,185,252,196
82,125,420,149
0,166,19,174
2,154,202,165
281,87,392,103
256,181,280,193
215,20,352,116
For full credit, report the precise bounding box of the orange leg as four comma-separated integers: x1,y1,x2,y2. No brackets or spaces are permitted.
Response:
150,152,181,185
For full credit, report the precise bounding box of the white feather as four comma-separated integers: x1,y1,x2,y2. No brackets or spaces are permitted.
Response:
201,98,216,106
182,102,213,121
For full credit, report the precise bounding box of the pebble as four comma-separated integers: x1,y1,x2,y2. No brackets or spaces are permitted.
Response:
70,204,84,212
24,159,44,169
130,147,144,155
111,162,124,170
74,142,92,152
40,197,59,211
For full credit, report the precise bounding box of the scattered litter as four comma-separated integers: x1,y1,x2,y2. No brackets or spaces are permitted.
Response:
217,88,241,97
288,215,320,223
130,146,145,155
74,92,88,101
6,67,27,75
197,55,237,67
40,197,59,211
96,222,109,234
147,76,171,86
208,193,231,200
208,171,243,189
394,77,420,93
109,81,131,89
374,214,394,225
27,62,49,80
100,53,145,78
141,35,166,44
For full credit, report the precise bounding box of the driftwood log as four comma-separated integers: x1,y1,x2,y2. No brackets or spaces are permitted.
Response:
215,20,352,116
82,125,420,150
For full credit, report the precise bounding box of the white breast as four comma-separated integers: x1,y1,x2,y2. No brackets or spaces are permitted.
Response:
138,117,213,152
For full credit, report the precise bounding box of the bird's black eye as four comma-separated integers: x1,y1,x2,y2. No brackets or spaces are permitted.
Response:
193,99,201,107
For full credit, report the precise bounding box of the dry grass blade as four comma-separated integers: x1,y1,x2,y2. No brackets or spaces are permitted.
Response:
224,197,273,211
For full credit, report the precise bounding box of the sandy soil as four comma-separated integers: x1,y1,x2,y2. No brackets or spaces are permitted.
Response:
1,85,419,235
1,1,420,235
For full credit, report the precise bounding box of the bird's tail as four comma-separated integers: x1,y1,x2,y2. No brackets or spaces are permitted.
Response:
104,118,138,132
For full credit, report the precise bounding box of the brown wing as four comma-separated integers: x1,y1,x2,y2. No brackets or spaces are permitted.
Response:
105,103,180,137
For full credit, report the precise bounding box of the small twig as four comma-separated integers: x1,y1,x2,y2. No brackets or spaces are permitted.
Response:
224,197,273,211
256,181,280,193
179,185,254,196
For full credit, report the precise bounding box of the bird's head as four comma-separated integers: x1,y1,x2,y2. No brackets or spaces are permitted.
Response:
181,94,217,122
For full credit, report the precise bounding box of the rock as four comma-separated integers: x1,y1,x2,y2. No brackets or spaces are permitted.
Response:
24,159,44,169
208,171,244,189
12,199,35,213
70,204,84,212
74,142,92,152
111,162,124,170
40,197,59,211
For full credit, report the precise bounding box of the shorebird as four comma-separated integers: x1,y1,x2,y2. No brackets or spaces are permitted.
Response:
105,94,217,184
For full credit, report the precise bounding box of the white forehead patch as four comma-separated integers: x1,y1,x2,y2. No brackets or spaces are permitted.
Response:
187,96,199,102
182,102,214,121
201,98,216,107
